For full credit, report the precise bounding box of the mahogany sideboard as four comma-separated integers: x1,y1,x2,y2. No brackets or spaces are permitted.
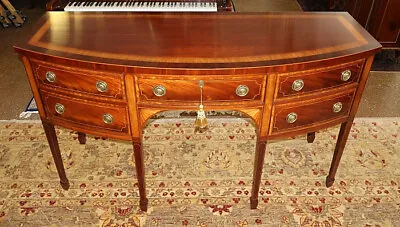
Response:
14,12,381,211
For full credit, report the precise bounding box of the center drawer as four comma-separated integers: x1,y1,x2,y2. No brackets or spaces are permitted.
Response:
42,91,130,134
136,75,265,103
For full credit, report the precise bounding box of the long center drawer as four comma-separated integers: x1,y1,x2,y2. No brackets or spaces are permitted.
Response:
136,75,266,104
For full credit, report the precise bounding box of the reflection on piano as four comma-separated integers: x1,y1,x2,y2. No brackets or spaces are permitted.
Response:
46,0,235,12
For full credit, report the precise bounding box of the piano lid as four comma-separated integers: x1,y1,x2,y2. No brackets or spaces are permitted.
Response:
15,12,381,69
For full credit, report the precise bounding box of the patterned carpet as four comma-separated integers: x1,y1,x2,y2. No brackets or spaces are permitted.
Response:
0,117,399,226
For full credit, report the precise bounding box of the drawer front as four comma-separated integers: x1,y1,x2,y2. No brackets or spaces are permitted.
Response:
276,62,363,98
137,75,265,103
271,91,355,133
33,61,125,99
42,92,129,133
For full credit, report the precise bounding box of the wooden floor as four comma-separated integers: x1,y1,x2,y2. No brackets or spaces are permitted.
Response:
0,1,399,119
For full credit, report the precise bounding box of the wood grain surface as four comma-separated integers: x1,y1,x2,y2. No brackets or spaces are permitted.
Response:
15,12,381,69
14,12,382,211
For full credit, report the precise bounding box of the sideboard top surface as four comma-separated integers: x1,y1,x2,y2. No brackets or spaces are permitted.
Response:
15,12,381,69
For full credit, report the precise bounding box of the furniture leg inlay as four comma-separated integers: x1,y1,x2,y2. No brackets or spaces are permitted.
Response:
250,140,267,209
15,12,381,211
133,142,148,212
42,121,70,190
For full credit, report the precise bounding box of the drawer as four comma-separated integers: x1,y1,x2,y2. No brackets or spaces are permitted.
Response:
137,75,265,103
42,92,129,133
271,91,355,133
32,60,125,99
276,61,363,98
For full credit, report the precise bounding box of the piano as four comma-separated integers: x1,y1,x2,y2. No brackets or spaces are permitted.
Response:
46,0,235,12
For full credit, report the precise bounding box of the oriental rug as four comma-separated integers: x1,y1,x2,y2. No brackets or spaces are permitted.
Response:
0,117,399,226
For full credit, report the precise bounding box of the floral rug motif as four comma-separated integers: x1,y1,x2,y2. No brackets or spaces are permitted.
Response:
0,117,399,226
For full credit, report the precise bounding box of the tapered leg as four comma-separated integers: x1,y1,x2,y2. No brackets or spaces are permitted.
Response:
42,122,70,190
250,140,267,209
77,132,86,144
133,141,148,211
326,121,353,187
307,132,316,143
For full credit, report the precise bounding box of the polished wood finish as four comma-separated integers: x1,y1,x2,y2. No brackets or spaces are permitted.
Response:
271,90,355,134
33,60,125,99
77,132,86,144
250,140,267,209
17,13,380,69
276,61,362,98
346,0,400,48
137,75,265,103
133,142,148,211
42,121,70,190
327,55,375,186
42,91,130,134
14,12,381,211
307,132,315,143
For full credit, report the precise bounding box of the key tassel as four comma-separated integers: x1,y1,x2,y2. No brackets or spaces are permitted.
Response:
195,104,208,129
195,80,207,129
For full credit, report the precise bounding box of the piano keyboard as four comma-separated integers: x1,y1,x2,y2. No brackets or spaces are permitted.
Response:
64,1,218,12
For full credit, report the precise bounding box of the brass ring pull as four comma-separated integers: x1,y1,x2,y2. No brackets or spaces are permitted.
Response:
286,112,298,124
292,79,304,91
341,70,351,81
332,102,343,113
55,103,65,114
153,85,166,97
103,113,114,124
96,81,108,92
236,85,249,97
46,71,56,83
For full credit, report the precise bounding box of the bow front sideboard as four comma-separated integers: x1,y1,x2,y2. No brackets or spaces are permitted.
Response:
14,12,381,211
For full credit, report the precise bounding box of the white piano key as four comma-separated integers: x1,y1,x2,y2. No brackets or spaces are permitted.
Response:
64,1,217,12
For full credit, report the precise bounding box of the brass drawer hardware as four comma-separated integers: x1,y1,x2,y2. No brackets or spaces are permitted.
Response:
153,85,166,97
286,112,298,123
55,103,65,114
103,113,114,124
96,80,108,92
236,85,249,97
341,70,351,81
46,71,56,82
292,79,304,91
332,102,343,113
